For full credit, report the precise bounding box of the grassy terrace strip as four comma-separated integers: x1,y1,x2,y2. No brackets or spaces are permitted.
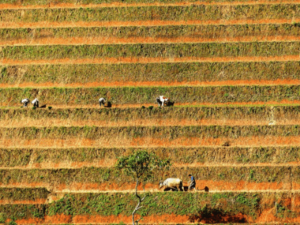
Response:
6,42,300,60
0,166,294,185
1,5,300,23
0,86,300,105
0,193,276,223
0,188,49,201
0,125,300,139
1,62,300,85
3,24,300,43
2,147,300,168
0,106,298,123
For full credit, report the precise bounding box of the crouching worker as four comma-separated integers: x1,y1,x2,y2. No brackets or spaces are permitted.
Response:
32,98,39,108
99,97,106,107
156,95,169,107
188,174,197,191
21,98,30,107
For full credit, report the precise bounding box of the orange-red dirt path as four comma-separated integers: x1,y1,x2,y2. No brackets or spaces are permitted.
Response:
1,18,300,29
4,55,300,66
3,36,300,46
1,79,300,88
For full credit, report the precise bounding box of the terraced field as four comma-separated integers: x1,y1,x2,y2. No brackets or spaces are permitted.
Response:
2,0,300,224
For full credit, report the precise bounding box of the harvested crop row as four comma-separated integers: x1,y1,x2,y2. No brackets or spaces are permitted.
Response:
5,42,300,61
0,106,298,127
3,24,300,46
1,146,300,169
2,192,295,224
3,0,300,9
1,62,299,85
0,86,299,106
0,166,297,191
0,5,299,23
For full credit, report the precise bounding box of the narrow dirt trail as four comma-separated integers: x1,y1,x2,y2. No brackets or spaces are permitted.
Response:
3,36,300,46
3,0,300,10
2,161,300,170
4,55,300,66
0,199,46,205
1,136,300,148
0,179,293,192
1,79,300,88
1,18,299,29
0,118,298,128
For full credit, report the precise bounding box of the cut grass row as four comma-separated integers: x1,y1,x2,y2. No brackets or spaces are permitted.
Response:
0,166,294,186
1,147,300,168
1,5,300,23
0,192,276,223
1,62,299,85
0,125,299,140
0,106,298,127
2,24,300,43
0,86,299,105
5,42,300,60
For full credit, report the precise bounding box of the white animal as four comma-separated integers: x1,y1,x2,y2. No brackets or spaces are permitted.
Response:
159,178,183,191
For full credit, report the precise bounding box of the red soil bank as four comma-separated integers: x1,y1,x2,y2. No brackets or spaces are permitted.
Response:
2,0,300,9
1,18,300,29
3,36,300,46
4,55,300,66
1,79,300,88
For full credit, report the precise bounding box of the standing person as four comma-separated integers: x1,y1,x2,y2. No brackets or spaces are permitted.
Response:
32,98,39,108
99,97,106,107
188,174,196,191
21,98,30,107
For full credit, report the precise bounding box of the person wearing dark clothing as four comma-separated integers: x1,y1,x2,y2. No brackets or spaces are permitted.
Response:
188,174,196,191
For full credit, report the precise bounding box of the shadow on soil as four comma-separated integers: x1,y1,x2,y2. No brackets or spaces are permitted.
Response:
189,205,248,224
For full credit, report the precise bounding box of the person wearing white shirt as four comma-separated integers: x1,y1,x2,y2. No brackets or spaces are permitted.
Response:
32,98,39,108
99,98,106,107
21,98,29,107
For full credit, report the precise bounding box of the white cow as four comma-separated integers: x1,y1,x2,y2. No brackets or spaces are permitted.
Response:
159,178,183,191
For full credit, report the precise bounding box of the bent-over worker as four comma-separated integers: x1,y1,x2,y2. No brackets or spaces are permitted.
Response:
188,174,196,191
99,97,106,107
157,95,169,107
32,98,39,108
21,98,30,107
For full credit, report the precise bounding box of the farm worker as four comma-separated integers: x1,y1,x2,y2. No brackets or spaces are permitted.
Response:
157,95,169,107
32,98,39,108
188,174,196,191
21,98,30,107
99,97,106,107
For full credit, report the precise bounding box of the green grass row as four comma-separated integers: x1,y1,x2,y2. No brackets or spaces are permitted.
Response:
4,42,300,60
0,192,272,223
2,24,300,41
1,106,298,122
0,125,300,139
0,166,294,185
0,188,49,201
0,86,299,105
0,5,299,23
2,61,300,85
1,147,300,167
